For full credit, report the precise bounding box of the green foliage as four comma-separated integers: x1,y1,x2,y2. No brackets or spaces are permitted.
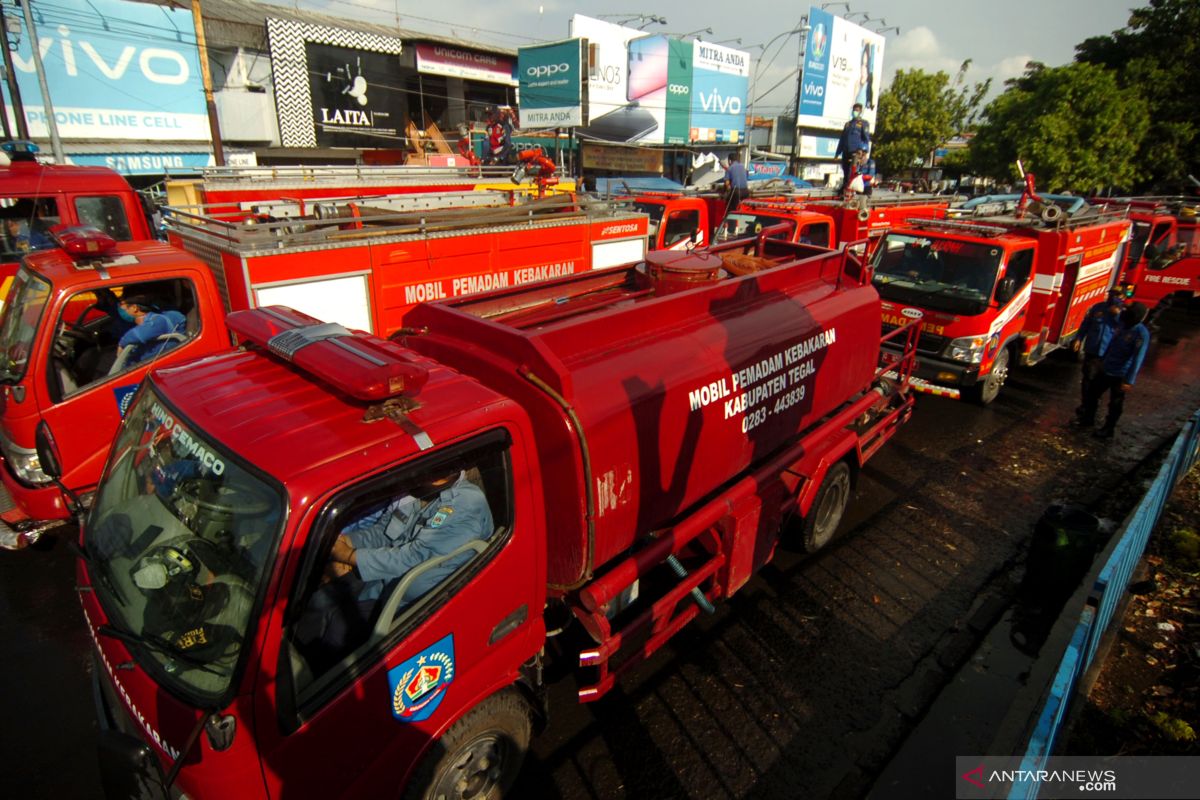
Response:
1167,527,1200,568
1150,712,1197,742
969,62,1149,192
873,64,989,179
1076,0,1200,189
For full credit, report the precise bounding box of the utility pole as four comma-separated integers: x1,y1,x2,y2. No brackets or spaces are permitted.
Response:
18,0,63,160
1,7,28,139
789,19,811,177
191,0,225,166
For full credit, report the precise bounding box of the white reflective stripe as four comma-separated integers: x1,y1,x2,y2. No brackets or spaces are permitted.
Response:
1033,274,1056,292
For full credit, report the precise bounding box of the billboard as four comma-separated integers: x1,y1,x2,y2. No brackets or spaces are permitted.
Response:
569,16,749,147
799,6,885,131
416,44,515,85
8,0,208,140
267,18,405,148
690,41,749,144
518,39,586,128
307,44,407,147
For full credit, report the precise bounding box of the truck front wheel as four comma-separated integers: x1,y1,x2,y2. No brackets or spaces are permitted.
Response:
967,346,1009,405
404,690,532,800
802,461,851,553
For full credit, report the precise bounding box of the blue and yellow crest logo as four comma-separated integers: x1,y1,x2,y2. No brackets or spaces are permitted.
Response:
388,634,455,722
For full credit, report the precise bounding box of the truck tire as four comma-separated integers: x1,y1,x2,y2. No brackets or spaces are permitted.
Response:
801,461,851,553
403,690,532,800
967,346,1009,405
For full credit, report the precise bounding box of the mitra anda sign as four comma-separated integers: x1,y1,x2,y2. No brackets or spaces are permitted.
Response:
518,39,586,128
9,0,208,140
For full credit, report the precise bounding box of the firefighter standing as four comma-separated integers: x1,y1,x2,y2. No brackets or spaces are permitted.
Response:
1073,288,1125,419
1078,301,1151,439
835,103,871,190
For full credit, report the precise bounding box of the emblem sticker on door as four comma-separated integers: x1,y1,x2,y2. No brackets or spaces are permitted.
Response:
388,634,455,722
113,383,140,418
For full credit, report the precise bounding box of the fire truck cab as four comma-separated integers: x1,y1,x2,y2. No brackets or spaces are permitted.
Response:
0,141,155,301
872,202,1131,403
1096,196,1200,309
0,234,228,536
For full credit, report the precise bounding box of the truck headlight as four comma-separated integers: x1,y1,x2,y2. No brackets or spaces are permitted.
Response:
0,436,51,485
947,335,987,364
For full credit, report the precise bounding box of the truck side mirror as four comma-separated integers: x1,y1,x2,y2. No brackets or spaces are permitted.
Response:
995,277,1017,306
35,420,63,481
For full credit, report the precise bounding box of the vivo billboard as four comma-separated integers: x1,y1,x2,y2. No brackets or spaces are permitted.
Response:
690,41,749,144
9,0,208,140
518,39,586,128
799,5,885,131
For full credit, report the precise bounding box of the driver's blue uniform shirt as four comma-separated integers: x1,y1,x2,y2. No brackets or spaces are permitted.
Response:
348,473,492,602
118,310,187,364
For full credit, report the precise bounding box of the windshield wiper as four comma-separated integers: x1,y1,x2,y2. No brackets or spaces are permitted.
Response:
70,538,128,607
97,624,226,677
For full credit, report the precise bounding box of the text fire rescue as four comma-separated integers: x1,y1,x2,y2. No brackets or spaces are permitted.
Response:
688,328,837,420
404,261,577,304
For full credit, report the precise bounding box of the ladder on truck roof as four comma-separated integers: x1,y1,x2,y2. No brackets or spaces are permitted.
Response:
164,193,626,255
196,163,564,187
1093,195,1200,217
902,203,1131,237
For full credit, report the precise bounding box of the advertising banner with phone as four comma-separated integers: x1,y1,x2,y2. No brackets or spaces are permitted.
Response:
518,39,586,128
689,41,750,144
798,6,885,131
571,15,666,145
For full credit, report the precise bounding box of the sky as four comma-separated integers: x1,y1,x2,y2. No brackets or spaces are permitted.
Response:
280,0,1140,115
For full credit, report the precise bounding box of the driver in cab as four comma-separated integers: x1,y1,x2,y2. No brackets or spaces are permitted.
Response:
296,464,492,670
328,465,492,600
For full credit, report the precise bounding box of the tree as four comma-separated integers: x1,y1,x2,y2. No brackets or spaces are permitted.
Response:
970,62,1149,192
873,64,989,179
1076,0,1200,189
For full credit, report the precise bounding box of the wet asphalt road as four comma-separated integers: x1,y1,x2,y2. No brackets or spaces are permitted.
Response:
2,303,1199,799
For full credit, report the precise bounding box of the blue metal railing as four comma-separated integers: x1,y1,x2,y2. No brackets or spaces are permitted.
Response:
1008,408,1200,799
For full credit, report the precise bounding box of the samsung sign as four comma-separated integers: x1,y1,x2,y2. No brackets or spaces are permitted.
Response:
9,0,208,140
518,39,585,128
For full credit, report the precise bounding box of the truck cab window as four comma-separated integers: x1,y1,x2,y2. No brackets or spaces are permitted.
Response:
999,249,1034,301
288,437,513,700
663,210,699,247
799,222,831,248
75,196,133,241
48,279,197,401
0,197,61,260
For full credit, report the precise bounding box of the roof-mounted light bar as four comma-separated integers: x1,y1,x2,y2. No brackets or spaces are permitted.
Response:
226,306,429,401
51,225,118,257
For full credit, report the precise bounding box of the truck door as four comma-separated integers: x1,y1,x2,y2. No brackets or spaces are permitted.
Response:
38,278,202,491
261,429,542,798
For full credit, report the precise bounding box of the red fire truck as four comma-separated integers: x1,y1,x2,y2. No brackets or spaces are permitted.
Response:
871,201,1131,403
1092,196,1200,309
0,141,155,302
0,195,646,545
70,236,918,799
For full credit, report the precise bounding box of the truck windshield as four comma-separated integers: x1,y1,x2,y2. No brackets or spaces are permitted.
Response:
86,387,284,704
717,212,796,242
0,268,51,383
871,233,1002,315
